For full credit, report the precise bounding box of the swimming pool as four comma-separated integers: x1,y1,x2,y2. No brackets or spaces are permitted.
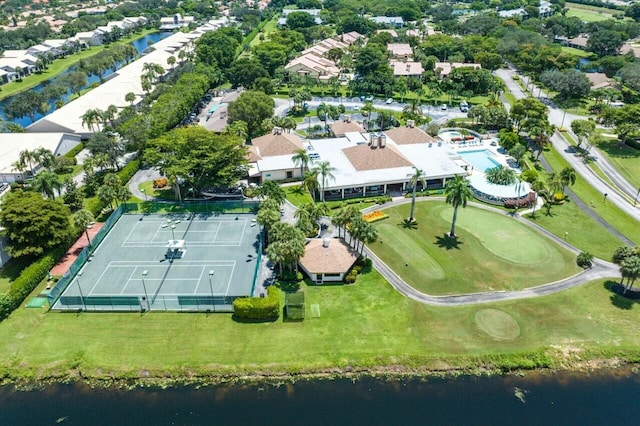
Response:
458,149,500,172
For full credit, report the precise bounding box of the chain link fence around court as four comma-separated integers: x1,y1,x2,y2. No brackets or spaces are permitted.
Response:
48,200,263,312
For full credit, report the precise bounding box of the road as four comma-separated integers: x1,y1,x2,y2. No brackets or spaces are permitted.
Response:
495,68,640,223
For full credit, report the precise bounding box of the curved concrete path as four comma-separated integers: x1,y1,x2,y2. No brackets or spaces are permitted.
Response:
353,197,621,306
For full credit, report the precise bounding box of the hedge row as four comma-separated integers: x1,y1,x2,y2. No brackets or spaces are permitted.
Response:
0,250,61,321
232,286,280,321
64,142,85,159
118,158,140,184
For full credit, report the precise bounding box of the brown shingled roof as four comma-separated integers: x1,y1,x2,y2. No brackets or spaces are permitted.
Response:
384,126,435,145
298,238,358,274
248,131,303,162
342,142,411,171
330,121,365,137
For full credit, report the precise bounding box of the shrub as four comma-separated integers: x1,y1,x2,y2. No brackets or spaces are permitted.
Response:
577,252,594,269
232,286,280,321
54,156,75,174
117,159,140,184
153,177,168,188
344,271,357,284
85,196,106,218
0,249,61,321
64,142,84,159
553,193,565,203
520,169,538,183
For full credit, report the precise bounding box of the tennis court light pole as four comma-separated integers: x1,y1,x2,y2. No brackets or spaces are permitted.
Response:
76,271,86,311
141,270,150,311
171,224,176,240
208,270,215,312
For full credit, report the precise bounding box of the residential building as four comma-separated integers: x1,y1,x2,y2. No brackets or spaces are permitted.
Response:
390,60,424,77
278,9,323,27
387,43,413,60
566,35,589,50
0,133,81,183
159,14,195,31
585,72,612,90
434,62,482,78
330,118,366,137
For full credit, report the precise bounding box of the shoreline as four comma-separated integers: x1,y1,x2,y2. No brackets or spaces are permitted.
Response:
3,356,639,391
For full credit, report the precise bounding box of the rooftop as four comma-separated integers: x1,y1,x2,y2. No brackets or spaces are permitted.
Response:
298,238,358,274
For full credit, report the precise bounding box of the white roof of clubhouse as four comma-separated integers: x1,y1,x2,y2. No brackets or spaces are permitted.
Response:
306,127,465,190
25,20,228,137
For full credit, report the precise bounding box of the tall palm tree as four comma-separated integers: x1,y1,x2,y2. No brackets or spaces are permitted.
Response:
303,169,319,200
125,92,136,105
34,147,55,171
167,55,176,70
73,209,95,247
291,149,310,181
407,167,426,223
530,179,547,218
17,149,37,176
547,172,563,197
444,175,473,238
102,104,119,128
358,222,378,255
81,109,102,133
559,167,576,194
315,161,335,202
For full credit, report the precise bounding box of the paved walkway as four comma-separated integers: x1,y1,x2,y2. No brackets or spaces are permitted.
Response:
50,223,105,276
128,167,162,201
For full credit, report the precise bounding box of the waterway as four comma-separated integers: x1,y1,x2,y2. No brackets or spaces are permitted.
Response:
0,32,170,128
1,371,639,425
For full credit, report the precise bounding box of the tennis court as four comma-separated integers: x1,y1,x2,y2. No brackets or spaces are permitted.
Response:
51,211,262,312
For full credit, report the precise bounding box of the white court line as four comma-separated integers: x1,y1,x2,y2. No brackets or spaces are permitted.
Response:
224,261,236,296
195,266,205,295
88,262,127,296
108,260,235,266
128,278,201,282
121,242,241,247
119,267,139,294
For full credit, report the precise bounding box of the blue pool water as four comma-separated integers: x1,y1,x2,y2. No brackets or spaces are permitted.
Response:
459,149,500,172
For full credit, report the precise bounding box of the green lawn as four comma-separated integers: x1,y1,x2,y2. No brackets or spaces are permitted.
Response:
0,264,636,380
594,137,640,190
0,29,158,101
368,202,579,295
0,257,32,294
566,6,617,22
284,184,313,207
542,144,639,247
138,181,177,201
560,46,594,58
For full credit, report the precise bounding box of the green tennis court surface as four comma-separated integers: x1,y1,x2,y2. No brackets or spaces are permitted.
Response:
52,212,262,312
26,297,48,308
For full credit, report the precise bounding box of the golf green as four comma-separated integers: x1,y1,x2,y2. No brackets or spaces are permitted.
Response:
369,202,580,295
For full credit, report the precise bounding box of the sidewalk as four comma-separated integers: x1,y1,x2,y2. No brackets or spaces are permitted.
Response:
50,223,105,276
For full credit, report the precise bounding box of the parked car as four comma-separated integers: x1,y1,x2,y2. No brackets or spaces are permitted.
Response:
441,104,448,111
459,101,468,112
386,98,393,104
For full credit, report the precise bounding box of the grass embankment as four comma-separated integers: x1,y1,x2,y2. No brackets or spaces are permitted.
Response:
540,144,639,249
369,202,579,295
0,29,158,101
0,267,635,382
594,137,640,190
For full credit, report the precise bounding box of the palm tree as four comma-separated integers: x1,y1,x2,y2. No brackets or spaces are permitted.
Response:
315,161,335,202
81,109,102,133
403,98,423,118
621,256,640,293
32,171,61,199
303,169,320,200
444,175,473,238
547,172,563,197
358,222,378,255
167,55,176,70
530,179,547,218
17,149,37,176
102,104,118,128
291,149,310,181
407,167,426,223
125,92,136,105
256,180,286,206
34,147,55,171
559,167,576,194
485,165,516,185
73,209,95,247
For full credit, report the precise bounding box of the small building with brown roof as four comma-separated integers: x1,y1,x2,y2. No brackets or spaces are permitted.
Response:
247,128,304,183
567,35,589,50
434,62,481,79
387,43,413,60
390,60,424,77
298,238,359,283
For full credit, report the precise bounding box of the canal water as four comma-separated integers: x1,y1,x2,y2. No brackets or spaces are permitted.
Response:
1,372,639,425
0,32,170,128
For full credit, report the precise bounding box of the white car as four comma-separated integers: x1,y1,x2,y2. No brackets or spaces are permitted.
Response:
441,104,448,111
386,98,393,104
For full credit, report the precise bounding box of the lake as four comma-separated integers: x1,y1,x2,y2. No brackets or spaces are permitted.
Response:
0,32,170,127
1,371,639,425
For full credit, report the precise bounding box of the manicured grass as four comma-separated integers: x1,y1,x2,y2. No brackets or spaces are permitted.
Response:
0,266,637,379
324,198,378,211
526,201,622,259
0,29,157,101
503,93,516,106
368,202,579,295
0,257,32,294
560,46,594,58
138,180,177,200
542,144,639,246
284,184,313,207
566,7,617,22
594,137,640,190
